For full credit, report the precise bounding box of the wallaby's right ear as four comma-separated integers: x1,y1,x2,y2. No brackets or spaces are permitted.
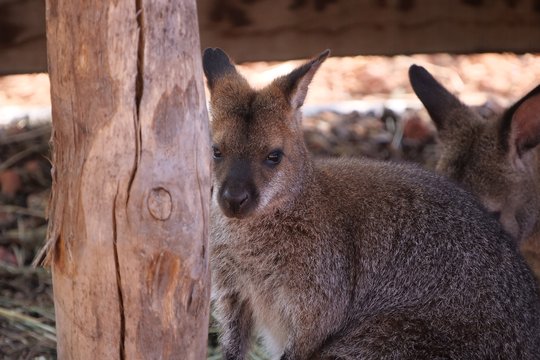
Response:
202,48,238,90
275,49,330,109
500,85,540,158
409,65,472,135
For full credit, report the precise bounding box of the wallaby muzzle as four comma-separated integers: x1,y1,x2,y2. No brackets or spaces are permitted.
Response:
217,160,259,218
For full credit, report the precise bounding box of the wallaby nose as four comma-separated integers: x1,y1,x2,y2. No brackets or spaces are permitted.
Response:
223,188,250,211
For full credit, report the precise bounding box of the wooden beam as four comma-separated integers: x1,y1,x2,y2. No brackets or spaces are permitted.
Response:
198,0,540,62
2,0,540,74
43,0,211,358
0,0,47,74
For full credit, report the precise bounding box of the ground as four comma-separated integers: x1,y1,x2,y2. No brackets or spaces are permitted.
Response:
0,53,538,359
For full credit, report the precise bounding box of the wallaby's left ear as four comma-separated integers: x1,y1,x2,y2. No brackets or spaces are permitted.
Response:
500,85,540,157
275,49,330,109
202,47,238,90
409,65,476,136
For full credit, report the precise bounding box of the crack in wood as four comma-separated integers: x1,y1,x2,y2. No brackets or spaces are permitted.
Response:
135,0,145,115
187,282,195,311
194,135,208,267
112,185,126,360
127,0,145,208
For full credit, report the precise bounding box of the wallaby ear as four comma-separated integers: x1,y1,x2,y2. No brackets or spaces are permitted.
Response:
500,85,540,157
202,48,238,90
409,65,469,134
275,49,330,109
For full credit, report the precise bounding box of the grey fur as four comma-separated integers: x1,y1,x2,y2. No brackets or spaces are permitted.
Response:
206,50,540,360
409,64,540,286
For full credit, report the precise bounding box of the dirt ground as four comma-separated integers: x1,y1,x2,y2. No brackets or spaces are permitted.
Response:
0,52,538,359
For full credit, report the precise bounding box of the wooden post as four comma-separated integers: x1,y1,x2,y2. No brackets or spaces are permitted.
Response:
42,0,211,358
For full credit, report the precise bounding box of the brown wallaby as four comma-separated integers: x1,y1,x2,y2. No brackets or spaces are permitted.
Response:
203,48,540,360
409,64,540,283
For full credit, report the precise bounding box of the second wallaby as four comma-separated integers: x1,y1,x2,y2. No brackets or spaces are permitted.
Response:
409,64,540,283
204,48,540,360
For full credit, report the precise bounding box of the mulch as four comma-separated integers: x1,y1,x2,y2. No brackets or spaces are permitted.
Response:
0,120,54,359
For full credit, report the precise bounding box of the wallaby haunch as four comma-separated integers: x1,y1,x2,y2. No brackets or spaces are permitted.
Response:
204,48,540,359
409,64,540,284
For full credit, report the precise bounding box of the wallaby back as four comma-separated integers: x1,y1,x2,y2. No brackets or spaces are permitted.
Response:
205,49,540,360
409,64,540,282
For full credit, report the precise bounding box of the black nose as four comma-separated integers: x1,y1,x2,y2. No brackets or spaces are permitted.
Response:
223,188,249,211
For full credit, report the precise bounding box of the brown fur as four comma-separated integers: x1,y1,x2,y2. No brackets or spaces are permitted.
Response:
409,64,540,285
205,49,540,360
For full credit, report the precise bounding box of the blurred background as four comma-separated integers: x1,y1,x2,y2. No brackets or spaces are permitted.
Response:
1,0,539,358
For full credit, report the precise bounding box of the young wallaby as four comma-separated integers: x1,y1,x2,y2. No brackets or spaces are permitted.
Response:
409,64,540,283
204,48,540,360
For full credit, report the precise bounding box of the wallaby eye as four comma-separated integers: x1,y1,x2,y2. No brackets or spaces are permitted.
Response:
489,210,501,220
212,146,223,160
265,150,283,166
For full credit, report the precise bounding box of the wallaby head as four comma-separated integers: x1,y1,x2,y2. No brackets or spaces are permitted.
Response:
409,64,540,242
203,48,329,219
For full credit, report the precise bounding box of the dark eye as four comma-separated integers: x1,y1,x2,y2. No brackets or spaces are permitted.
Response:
265,150,283,166
489,210,501,219
212,146,223,159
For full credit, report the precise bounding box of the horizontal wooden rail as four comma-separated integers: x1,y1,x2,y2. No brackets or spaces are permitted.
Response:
2,1,540,72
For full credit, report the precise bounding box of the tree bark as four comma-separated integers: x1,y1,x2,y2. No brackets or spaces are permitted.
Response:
43,0,211,359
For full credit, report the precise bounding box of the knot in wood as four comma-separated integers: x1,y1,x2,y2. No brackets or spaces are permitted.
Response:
147,187,172,220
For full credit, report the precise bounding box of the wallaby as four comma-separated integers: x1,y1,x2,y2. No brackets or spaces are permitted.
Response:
204,48,540,360
409,64,540,283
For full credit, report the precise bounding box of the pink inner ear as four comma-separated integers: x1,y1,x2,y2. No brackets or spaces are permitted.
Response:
513,93,540,156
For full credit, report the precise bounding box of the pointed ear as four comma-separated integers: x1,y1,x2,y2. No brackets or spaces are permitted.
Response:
500,85,540,157
202,48,238,90
275,49,330,109
409,65,474,135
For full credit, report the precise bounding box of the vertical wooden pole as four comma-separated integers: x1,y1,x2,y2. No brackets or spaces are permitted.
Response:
43,0,211,358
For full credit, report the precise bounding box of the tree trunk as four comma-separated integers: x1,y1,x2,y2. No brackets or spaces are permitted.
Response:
42,0,211,358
